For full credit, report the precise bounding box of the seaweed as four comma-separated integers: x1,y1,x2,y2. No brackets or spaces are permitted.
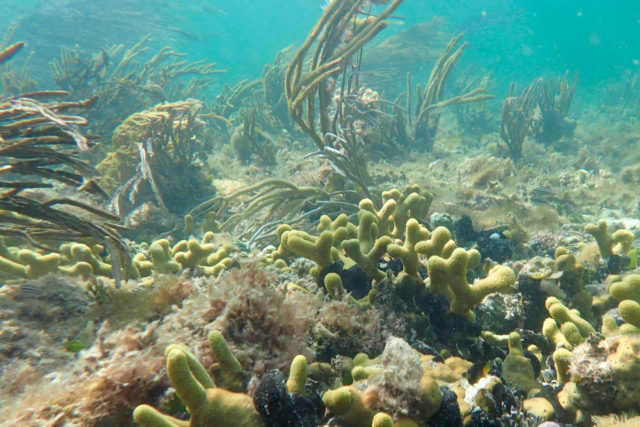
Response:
50,35,223,137
0,43,130,285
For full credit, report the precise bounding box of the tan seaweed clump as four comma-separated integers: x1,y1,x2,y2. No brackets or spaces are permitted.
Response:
97,99,214,217
0,262,321,425
206,263,318,378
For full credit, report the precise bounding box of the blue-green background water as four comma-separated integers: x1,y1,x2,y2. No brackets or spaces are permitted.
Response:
2,0,639,94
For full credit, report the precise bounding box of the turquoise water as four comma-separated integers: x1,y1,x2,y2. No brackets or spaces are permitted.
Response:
3,0,639,89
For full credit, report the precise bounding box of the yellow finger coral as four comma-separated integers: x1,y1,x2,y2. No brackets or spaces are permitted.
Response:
427,248,515,320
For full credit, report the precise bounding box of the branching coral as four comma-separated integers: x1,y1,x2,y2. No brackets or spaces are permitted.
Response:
407,34,494,151
542,296,594,349
499,79,540,161
284,0,404,193
427,247,515,320
50,35,223,136
272,186,515,322
584,219,634,260
134,332,262,427
605,274,640,334
0,231,234,283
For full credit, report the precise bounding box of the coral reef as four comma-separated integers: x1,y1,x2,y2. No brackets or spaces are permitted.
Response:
272,185,514,324
4,2,640,427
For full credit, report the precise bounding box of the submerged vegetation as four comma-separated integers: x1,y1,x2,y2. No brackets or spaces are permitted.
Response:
1,1,640,427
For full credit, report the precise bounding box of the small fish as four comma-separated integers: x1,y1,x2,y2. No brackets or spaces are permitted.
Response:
466,360,491,385
167,26,202,42
530,186,559,204
0,42,25,65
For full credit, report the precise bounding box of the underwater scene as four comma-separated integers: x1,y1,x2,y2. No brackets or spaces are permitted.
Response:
1,0,640,426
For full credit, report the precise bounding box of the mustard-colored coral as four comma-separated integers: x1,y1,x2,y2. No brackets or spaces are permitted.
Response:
323,386,375,427
387,218,429,284
501,332,540,395
427,247,514,320
342,209,392,282
554,247,593,321
0,232,233,283
558,335,640,419
280,229,337,274
133,331,261,427
585,220,634,259
542,296,594,349
607,274,640,332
